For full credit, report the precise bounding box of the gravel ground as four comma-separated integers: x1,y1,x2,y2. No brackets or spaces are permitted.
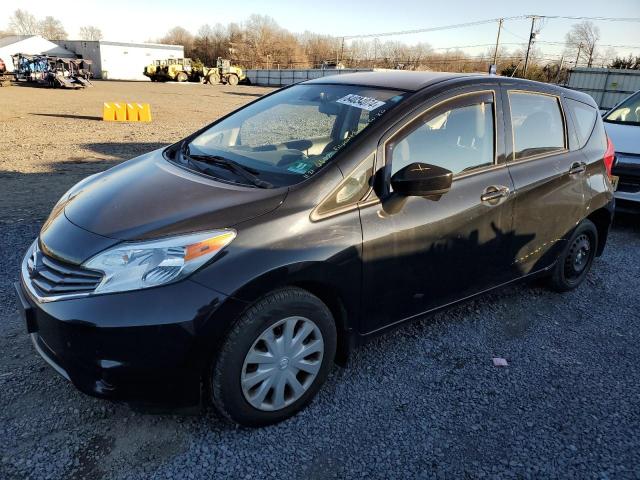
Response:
1,81,640,479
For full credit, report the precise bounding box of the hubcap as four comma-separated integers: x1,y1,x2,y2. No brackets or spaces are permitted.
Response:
241,316,324,411
565,233,591,280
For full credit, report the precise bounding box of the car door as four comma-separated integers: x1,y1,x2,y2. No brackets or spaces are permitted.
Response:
359,86,518,334
501,84,587,275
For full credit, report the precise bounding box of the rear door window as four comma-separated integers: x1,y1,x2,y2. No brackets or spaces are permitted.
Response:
508,92,565,160
565,98,598,149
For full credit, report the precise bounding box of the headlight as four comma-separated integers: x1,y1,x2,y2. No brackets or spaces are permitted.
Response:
84,230,235,294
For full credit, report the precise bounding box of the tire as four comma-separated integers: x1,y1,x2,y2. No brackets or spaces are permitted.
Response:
547,218,598,292
210,287,337,427
176,72,188,82
226,74,239,86
207,73,220,85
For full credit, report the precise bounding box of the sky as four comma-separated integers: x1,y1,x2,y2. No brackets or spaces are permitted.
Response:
2,0,639,59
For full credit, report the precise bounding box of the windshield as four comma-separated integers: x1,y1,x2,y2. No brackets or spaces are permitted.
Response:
184,84,406,187
604,91,640,126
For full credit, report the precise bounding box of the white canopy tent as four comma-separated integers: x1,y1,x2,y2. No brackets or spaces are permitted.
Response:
0,35,75,72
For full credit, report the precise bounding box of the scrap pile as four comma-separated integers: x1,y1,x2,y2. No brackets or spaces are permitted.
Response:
0,58,11,87
12,54,93,89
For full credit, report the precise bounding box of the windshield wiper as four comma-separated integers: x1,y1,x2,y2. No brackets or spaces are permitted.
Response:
181,143,273,189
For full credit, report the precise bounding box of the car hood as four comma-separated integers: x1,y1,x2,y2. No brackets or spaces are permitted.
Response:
604,122,640,155
61,149,287,241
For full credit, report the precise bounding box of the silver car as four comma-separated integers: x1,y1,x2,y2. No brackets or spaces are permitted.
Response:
604,90,640,213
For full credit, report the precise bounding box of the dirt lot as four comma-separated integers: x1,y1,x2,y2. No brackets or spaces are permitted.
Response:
0,80,274,223
1,80,640,479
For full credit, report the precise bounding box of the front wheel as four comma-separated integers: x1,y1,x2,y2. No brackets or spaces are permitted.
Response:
175,72,188,82
210,288,336,427
547,218,598,292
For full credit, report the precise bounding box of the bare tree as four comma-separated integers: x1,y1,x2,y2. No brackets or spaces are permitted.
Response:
160,26,193,46
160,26,194,56
9,9,39,35
192,24,229,65
565,21,600,67
226,15,306,68
38,16,67,40
133,14,621,79
79,26,103,41
299,32,336,68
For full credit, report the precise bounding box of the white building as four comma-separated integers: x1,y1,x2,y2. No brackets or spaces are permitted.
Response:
55,40,184,80
0,35,75,72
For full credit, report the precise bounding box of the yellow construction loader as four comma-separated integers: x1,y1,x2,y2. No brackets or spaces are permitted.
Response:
203,58,246,86
143,57,245,85
143,58,195,82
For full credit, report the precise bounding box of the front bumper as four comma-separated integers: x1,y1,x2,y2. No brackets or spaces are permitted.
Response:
613,153,640,213
614,190,640,213
14,276,242,407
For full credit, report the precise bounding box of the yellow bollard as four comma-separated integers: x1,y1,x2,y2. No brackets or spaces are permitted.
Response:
138,103,152,122
104,102,151,122
113,102,127,121
102,102,115,121
126,103,140,121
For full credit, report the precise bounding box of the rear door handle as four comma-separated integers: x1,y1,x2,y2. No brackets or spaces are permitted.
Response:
481,185,510,202
569,161,587,174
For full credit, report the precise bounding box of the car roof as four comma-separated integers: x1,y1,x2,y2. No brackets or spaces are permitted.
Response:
303,71,485,92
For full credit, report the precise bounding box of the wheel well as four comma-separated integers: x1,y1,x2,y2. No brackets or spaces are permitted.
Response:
586,207,612,256
290,281,353,367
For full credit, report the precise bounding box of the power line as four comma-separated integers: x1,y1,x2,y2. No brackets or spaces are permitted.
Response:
428,42,515,50
341,15,640,40
501,25,528,41
342,16,528,39
343,39,639,51
537,41,640,49
536,15,640,22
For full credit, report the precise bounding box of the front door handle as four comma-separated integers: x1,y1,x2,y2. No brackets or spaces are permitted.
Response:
481,185,510,202
569,161,587,175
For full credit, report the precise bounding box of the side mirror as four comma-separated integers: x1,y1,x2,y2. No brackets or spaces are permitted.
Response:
390,162,453,197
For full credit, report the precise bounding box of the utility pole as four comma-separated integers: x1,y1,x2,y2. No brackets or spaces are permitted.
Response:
575,43,583,67
493,18,503,65
340,37,345,66
523,16,537,78
555,55,564,84
373,38,378,68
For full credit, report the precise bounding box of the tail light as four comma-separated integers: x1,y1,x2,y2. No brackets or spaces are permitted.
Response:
603,136,615,177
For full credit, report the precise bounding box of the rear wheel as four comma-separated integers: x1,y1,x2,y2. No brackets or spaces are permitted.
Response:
210,287,336,427
548,219,598,292
226,74,239,86
175,72,188,82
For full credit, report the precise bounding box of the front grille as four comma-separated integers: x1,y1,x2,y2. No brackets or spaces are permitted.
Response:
612,154,640,187
27,246,103,296
617,178,640,194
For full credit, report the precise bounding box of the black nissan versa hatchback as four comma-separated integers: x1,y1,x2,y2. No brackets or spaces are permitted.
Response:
15,72,615,426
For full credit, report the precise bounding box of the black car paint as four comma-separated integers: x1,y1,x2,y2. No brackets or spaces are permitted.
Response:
16,73,615,406
62,152,288,241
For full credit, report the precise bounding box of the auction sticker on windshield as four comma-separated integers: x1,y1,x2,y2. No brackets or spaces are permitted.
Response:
287,161,314,174
336,94,386,111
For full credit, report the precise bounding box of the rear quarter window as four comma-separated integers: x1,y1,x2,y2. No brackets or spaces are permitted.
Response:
566,98,598,149
508,91,565,160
